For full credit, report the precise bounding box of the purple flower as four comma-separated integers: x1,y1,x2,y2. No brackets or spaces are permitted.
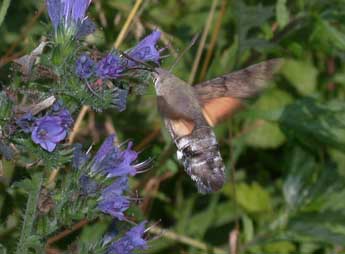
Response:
98,192,130,220
96,53,125,79
46,0,94,37
111,87,128,112
56,108,73,128
91,135,139,178
102,176,129,196
76,54,95,78
91,135,120,173
104,142,138,178
127,30,161,67
31,116,68,152
108,221,148,254
31,107,73,152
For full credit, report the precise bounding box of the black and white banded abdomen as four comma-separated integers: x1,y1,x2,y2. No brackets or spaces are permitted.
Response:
173,126,226,193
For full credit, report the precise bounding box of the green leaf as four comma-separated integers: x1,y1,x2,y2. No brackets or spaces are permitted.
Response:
236,182,272,212
276,0,290,28
264,241,296,254
283,147,316,209
288,219,345,246
281,59,318,95
329,148,345,176
283,147,345,210
233,0,274,55
277,98,345,151
245,89,293,148
187,202,237,235
0,91,13,125
312,18,345,52
0,0,10,27
242,214,254,242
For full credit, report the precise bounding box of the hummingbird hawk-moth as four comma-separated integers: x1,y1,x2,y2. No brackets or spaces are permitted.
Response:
153,59,283,193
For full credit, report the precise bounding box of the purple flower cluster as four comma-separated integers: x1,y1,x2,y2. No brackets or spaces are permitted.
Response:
16,102,73,152
73,135,152,251
75,135,150,221
75,30,162,79
91,135,138,220
96,53,125,79
46,0,95,37
107,221,148,254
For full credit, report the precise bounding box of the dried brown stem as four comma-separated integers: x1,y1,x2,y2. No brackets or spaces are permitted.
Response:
188,0,219,84
199,0,228,81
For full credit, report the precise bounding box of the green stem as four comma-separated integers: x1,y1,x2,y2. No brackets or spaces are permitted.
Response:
0,0,11,27
15,173,43,254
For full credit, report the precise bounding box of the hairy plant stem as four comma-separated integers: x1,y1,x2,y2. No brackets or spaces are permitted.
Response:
15,173,43,254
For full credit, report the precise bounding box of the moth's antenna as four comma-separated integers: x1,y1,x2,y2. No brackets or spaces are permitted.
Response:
169,33,199,72
119,51,158,74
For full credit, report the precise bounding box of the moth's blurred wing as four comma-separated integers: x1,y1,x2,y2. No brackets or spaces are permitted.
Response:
194,58,284,126
157,96,195,136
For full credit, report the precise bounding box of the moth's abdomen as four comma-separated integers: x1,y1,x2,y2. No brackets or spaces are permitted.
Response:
175,127,226,193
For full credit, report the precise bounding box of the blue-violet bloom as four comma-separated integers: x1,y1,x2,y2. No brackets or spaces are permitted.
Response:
98,191,130,221
107,221,148,254
31,116,68,152
31,108,73,152
104,142,138,178
76,54,95,78
111,87,128,112
91,135,138,178
127,30,161,67
46,0,95,37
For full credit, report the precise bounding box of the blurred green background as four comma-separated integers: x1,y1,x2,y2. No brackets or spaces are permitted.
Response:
2,0,345,253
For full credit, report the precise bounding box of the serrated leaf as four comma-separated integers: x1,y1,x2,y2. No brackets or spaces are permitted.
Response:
234,0,274,54
283,147,316,209
277,98,345,151
312,18,345,51
283,147,345,210
281,59,318,95
288,220,345,246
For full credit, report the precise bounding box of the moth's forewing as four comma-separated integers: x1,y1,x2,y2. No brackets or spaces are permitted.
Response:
194,58,283,126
